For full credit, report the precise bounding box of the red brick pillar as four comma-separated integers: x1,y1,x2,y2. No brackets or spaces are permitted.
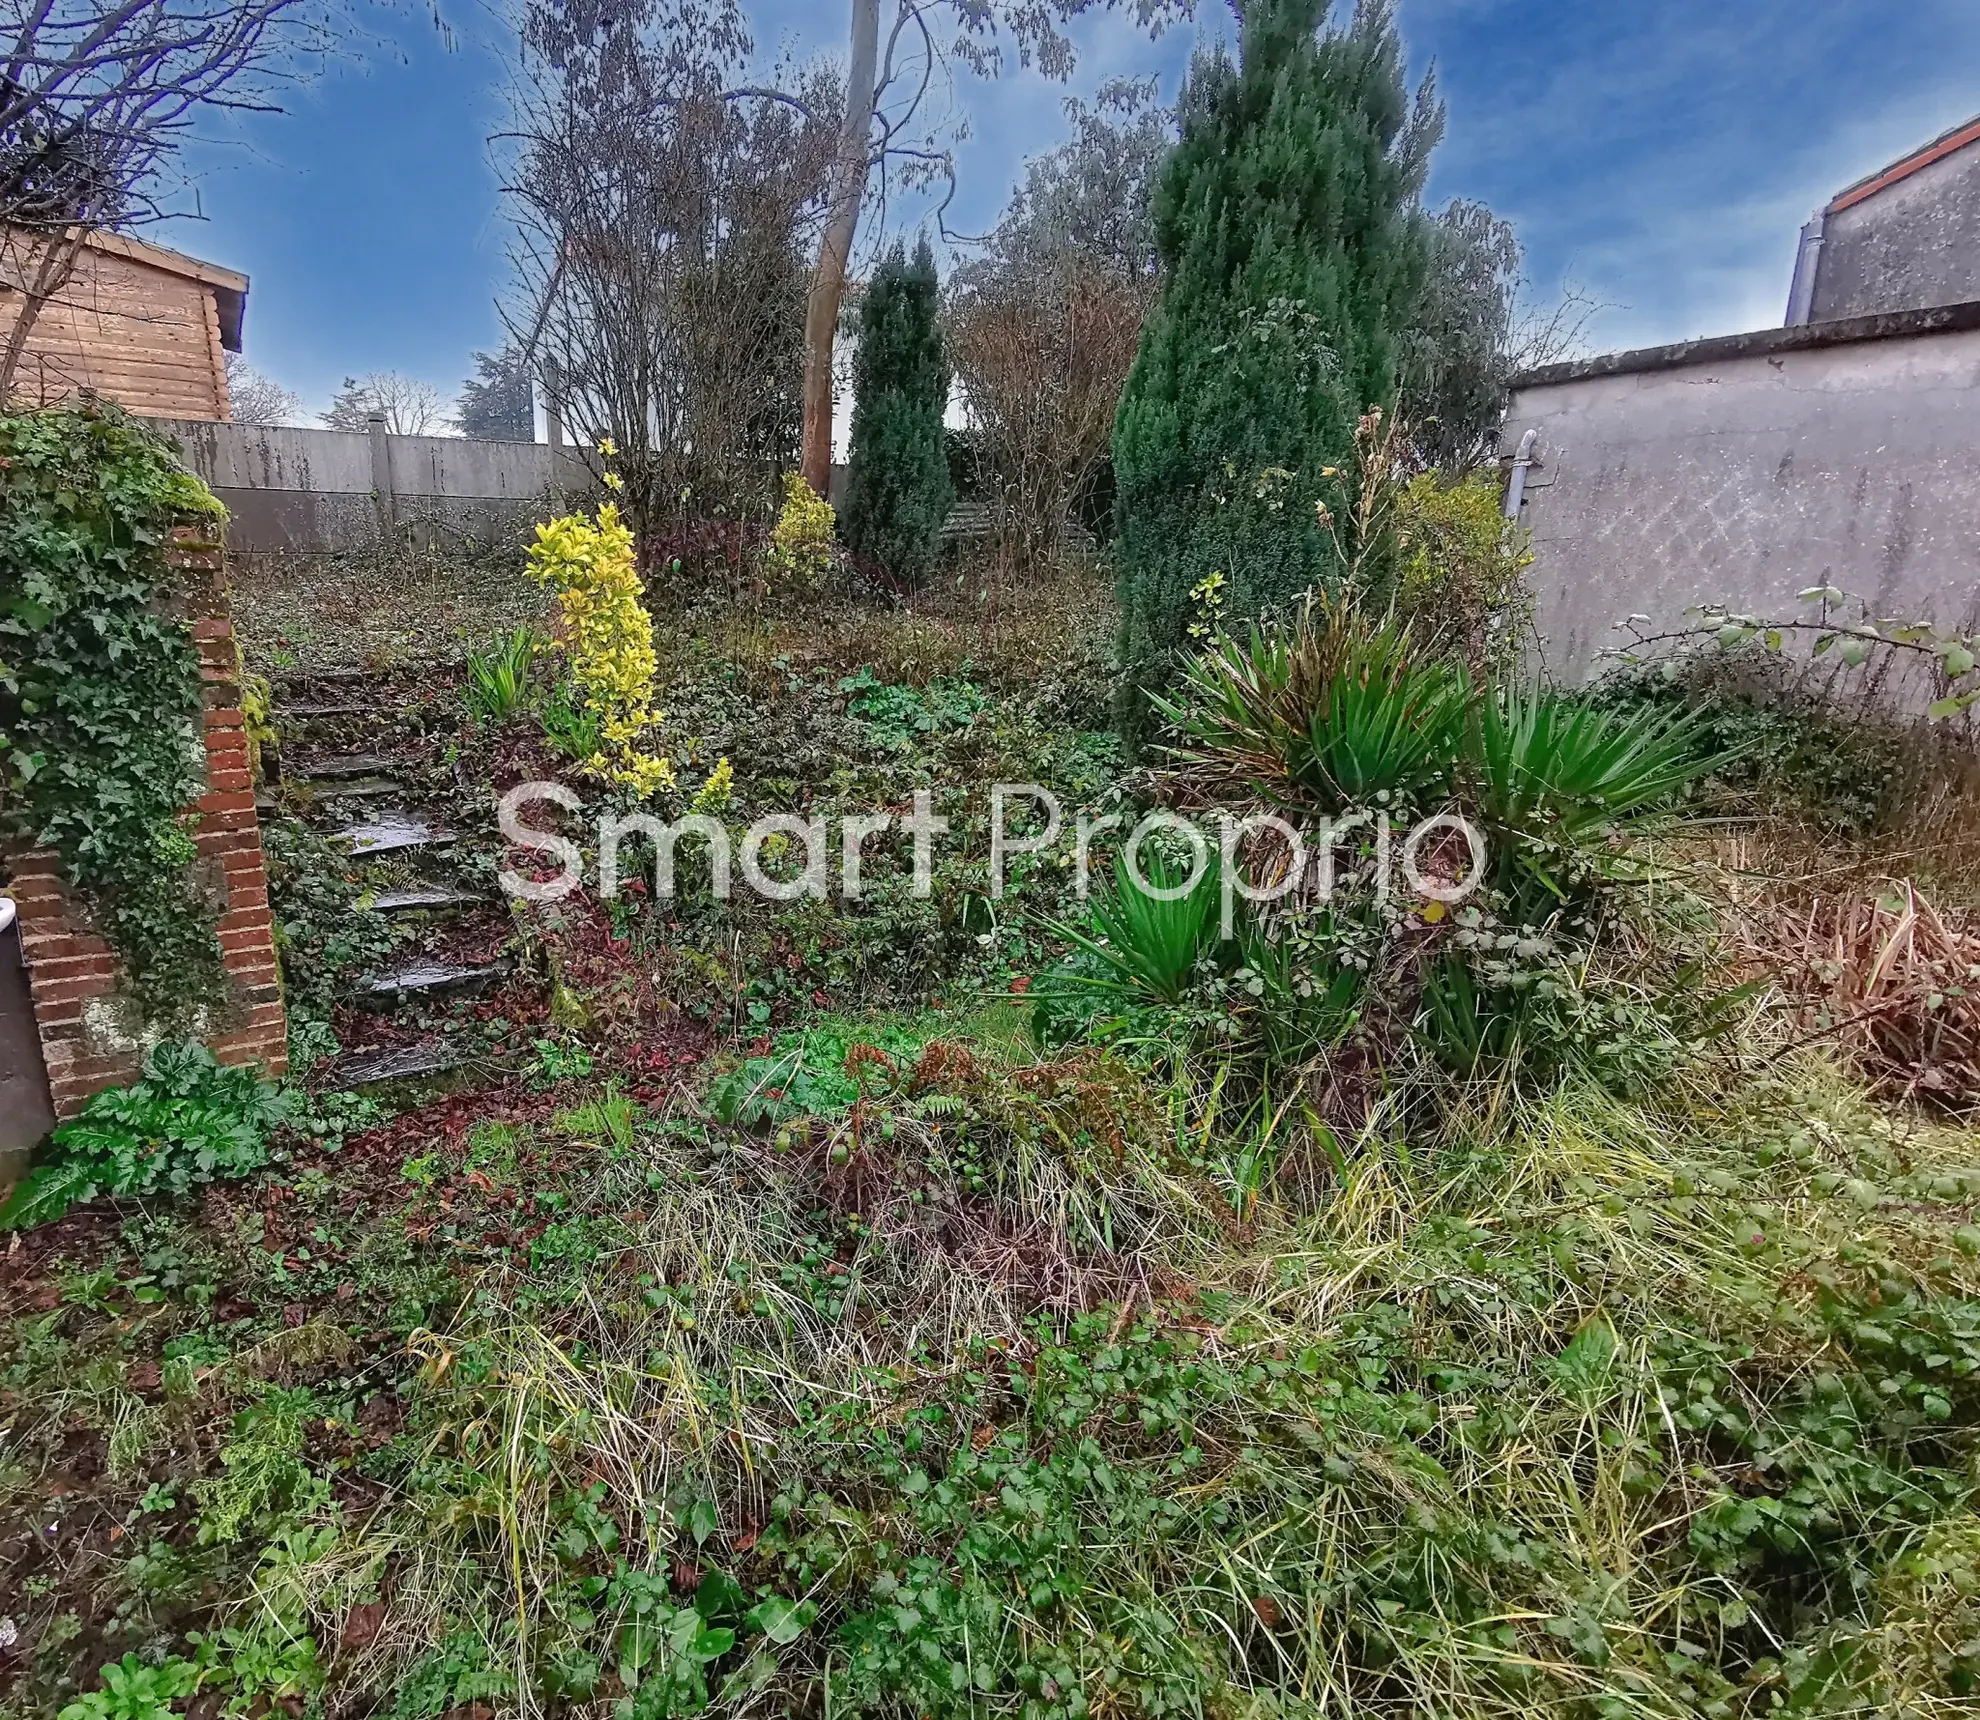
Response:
9,527,287,1120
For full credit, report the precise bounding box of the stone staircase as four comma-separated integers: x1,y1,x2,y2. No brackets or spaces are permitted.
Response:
268,668,518,1089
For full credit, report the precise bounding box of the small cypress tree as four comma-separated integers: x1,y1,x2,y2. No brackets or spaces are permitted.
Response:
842,236,955,584
1112,0,1439,733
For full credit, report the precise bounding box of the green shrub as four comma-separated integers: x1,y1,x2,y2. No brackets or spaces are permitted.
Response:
1120,599,1734,1092
1595,657,1907,836
841,237,954,586
1392,467,1534,676
1112,0,1436,730
0,1041,291,1229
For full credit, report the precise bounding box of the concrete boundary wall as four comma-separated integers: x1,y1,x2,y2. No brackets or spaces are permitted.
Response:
146,418,589,555
1501,300,1980,688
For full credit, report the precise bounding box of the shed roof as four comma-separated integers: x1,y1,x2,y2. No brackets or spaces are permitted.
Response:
1827,113,1980,215
79,229,249,352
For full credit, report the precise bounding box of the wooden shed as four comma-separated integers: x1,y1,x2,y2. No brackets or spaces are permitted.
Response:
4,229,248,421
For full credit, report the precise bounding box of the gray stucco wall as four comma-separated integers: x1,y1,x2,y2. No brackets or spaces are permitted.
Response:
1812,142,1980,321
146,420,585,555
1502,316,1980,690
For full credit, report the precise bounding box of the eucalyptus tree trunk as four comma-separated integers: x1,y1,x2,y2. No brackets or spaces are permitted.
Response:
800,0,881,496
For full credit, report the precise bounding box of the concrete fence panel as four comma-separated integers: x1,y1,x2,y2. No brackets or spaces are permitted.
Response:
146,418,587,556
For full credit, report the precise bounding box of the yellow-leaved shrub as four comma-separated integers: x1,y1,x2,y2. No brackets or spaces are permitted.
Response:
1392,470,1535,678
765,473,837,592
526,502,674,798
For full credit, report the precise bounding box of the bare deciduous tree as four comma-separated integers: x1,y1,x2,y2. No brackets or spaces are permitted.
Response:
503,0,840,548
0,0,327,397
948,268,1149,561
224,350,303,424
321,371,452,435
945,80,1168,561
796,0,1191,495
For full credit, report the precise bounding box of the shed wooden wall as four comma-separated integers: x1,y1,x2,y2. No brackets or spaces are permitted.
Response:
11,244,231,421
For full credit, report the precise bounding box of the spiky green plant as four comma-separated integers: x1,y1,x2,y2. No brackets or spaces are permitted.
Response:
464,626,539,723
1296,622,1468,808
1160,600,1471,813
1468,689,1723,905
1048,848,1225,1008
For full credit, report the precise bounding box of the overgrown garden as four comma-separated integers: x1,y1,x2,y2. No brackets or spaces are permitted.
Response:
5,2,1980,1719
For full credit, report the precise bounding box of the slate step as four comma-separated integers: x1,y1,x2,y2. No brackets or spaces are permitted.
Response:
280,702,378,721
317,776,407,802
336,813,457,855
276,667,377,692
365,957,508,1001
369,886,480,914
336,1039,478,1086
292,752,416,781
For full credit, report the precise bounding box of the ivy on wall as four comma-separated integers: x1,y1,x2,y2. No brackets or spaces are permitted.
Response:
0,401,229,1029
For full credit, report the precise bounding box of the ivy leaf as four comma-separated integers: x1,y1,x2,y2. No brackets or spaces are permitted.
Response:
746,1596,818,1645
694,1570,744,1620
1943,642,1976,679
685,1497,720,1546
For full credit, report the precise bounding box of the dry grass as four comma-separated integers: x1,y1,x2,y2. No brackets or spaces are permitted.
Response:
1746,881,1980,1112
675,552,1116,693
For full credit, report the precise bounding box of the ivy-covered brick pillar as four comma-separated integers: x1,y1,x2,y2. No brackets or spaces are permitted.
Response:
11,528,287,1119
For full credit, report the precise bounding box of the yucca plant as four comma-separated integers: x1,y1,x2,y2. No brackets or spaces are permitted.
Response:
464,626,539,723
1047,848,1225,1010
1294,621,1470,809
1159,599,1472,812
1469,689,1724,905
1154,625,1303,800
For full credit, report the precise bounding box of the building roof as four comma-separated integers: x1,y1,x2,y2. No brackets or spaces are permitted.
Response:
80,229,249,352
1827,113,1980,215
1511,297,1980,391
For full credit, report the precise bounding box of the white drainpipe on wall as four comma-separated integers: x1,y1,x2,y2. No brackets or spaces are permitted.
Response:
1504,428,1540,521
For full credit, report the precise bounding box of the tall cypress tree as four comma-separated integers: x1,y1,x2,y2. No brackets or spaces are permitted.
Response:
842,236,954,585
1112,0,1440,731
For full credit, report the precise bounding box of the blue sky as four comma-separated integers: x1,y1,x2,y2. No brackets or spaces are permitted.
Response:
159,0,1980,417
